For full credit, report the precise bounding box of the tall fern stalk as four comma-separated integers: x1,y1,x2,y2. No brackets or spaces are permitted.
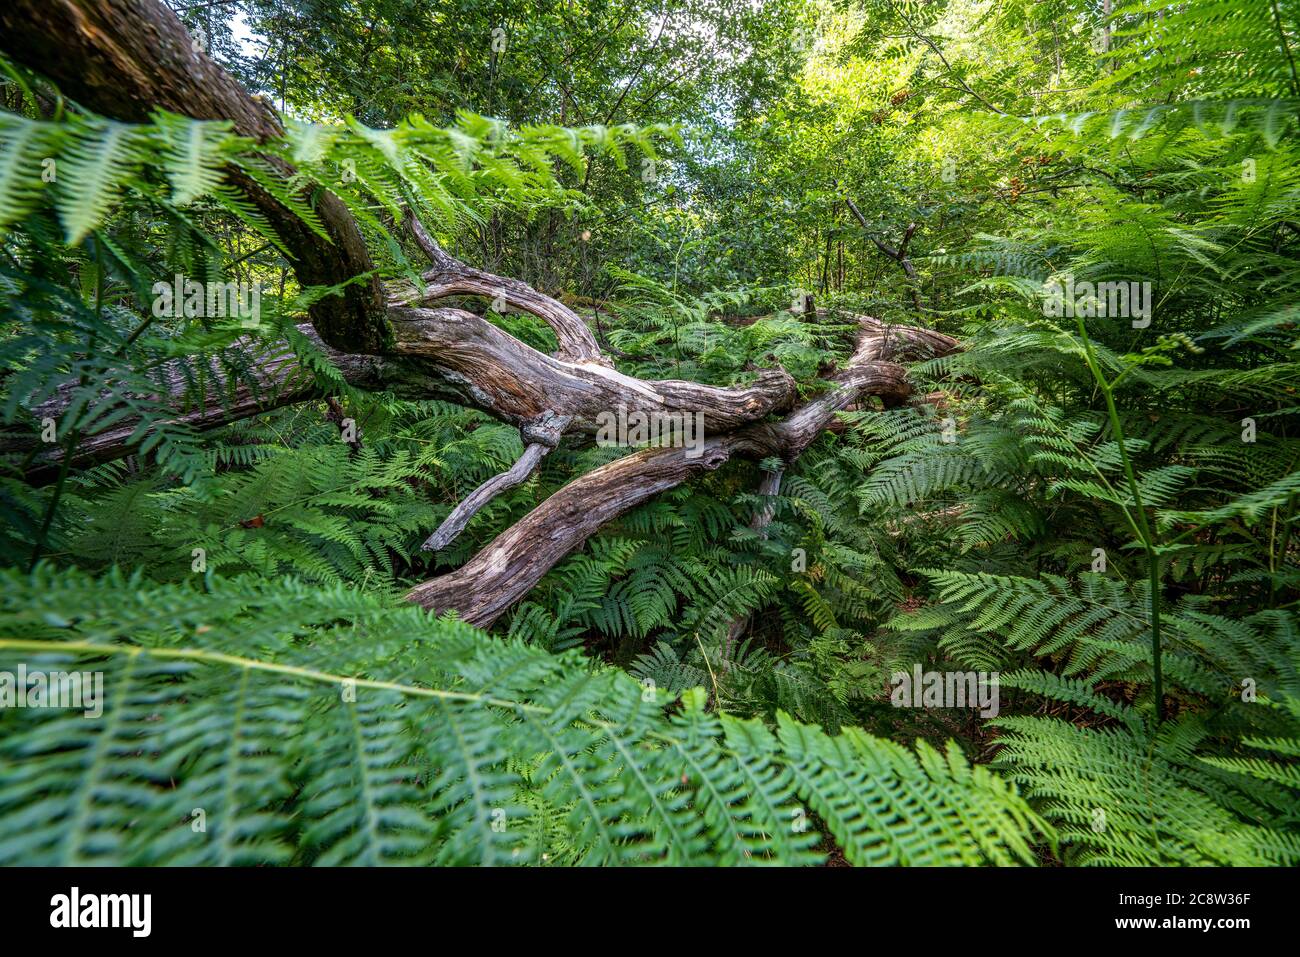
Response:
1074,317,1164,722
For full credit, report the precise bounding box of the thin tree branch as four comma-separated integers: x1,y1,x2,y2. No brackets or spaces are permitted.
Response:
421,411,570,552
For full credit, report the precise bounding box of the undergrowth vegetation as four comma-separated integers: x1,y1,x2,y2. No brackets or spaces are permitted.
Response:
0,0,1298,865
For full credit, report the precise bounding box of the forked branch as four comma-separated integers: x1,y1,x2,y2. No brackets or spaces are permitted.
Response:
421,411,570,552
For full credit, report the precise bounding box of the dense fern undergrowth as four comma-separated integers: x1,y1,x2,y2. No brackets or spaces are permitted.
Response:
1,0,1299,866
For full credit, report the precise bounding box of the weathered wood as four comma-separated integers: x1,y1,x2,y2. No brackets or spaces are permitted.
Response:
12,308,798,477
421,411,570,552
404,216,605,364
7,328,396,480
407,438,739,626
408,319,959,626
748,468,784,539
421,443,549,553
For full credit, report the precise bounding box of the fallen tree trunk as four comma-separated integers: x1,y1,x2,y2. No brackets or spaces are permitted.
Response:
408,319,957,627
11,307,798,475
5,330,395,480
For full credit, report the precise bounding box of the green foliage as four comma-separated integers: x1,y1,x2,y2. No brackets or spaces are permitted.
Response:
0,103,666,257
2,0,1298,868
884,567,1300,864
0,566,1049,866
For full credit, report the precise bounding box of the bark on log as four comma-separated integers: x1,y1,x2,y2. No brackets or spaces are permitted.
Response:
6,329,398,481
421,411,570,552
420,442,551,553
12,308,799,476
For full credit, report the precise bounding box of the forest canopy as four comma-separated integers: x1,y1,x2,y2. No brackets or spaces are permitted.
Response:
0,0,1297,868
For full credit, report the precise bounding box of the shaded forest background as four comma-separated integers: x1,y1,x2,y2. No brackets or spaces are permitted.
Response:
0,0,1298,866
